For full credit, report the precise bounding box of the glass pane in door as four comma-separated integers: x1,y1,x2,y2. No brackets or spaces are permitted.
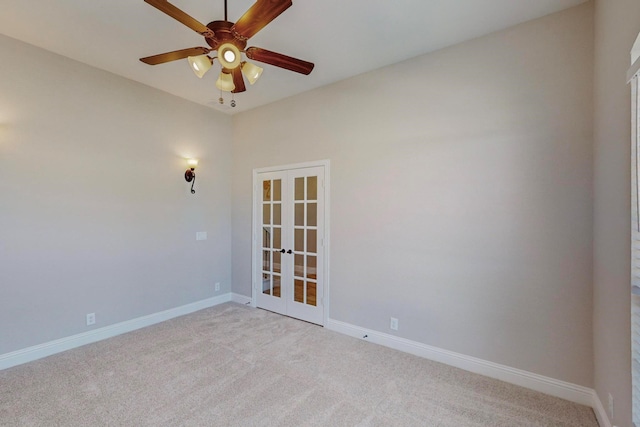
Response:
294,229,304,252
294,203,304,226
262,273,271,295
294,254,304,278
273,180,281,201
262,250,271,271
273,275,281,297
307,177,317,200
273,251,281,274
294,279,304,303
262,204,270,224
307,203,317,227
306,255,316,280
273,204,282,226
263,181,271,201
273,228,281,249
262,227,271,249
295,177,305,201
307,229,317,253
307,281,317,306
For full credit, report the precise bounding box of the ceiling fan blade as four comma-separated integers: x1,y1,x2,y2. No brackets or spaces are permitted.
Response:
231,0,292,41
144,0,213,37
140,47,211,65
245,47,314,75
231,67,247,93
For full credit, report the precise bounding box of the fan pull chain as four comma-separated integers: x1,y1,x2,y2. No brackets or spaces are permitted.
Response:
217,78,236,107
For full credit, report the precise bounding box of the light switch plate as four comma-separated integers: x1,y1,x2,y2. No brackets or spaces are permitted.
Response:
196,231,207,241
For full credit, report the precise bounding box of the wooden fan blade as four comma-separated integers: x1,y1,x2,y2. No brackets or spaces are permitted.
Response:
231,0,292,41
245,47,314,75
140,47,211,65
144,0,213,37
230,67,247,93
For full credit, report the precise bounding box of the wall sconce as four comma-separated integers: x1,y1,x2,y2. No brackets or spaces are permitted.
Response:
185,159,198,194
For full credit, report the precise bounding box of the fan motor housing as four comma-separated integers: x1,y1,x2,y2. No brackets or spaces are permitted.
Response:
205,20,247,51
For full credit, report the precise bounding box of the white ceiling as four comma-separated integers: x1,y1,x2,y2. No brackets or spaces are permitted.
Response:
0,0,587,114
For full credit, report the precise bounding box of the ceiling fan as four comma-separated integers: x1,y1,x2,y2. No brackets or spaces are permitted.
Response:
139,0,314,97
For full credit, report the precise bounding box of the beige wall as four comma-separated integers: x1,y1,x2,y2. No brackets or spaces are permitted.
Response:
593,0,640,425
233,4,594,386
0,35,233,354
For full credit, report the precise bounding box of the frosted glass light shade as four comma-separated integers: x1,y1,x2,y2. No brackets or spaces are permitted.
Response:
216,71,235,92
188,55,212,78
187,159,198,169
241,61,263,85
217,43,241,69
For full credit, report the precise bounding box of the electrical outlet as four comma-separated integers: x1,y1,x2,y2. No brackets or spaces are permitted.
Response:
390,317,399,331
608,393,614,420
215,282,220,292
86,313,96,326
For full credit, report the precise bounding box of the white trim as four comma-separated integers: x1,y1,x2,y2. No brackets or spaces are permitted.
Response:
591,391,612,427
253,159,331,174
231,293,252,305
251,168,258,309
628,56,640,83
326,318,595,407
323,161,331,325
0,294,233,371
629,29,640,82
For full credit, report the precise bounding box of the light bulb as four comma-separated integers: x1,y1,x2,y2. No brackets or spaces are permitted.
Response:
217,43,241,69
223,50,236,63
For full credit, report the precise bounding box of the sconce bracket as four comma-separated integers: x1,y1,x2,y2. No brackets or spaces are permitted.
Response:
185,168,196,194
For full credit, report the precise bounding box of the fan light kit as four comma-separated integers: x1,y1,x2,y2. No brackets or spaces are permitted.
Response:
139,0,315,108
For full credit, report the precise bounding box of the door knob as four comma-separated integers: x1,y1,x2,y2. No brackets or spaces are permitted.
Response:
287,249,293,254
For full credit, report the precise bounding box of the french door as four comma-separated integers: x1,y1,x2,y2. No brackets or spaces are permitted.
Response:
254,164,327,325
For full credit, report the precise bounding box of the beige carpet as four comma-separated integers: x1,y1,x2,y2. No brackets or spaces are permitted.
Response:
0,303,598,426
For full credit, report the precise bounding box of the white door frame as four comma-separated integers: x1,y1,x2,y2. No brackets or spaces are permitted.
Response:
251,159,330,326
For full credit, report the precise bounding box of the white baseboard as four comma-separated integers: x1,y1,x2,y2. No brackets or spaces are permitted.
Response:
231,293,252,305
326,318,595,408
0,294,233,371
2,298,609,423
591,390,612,427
